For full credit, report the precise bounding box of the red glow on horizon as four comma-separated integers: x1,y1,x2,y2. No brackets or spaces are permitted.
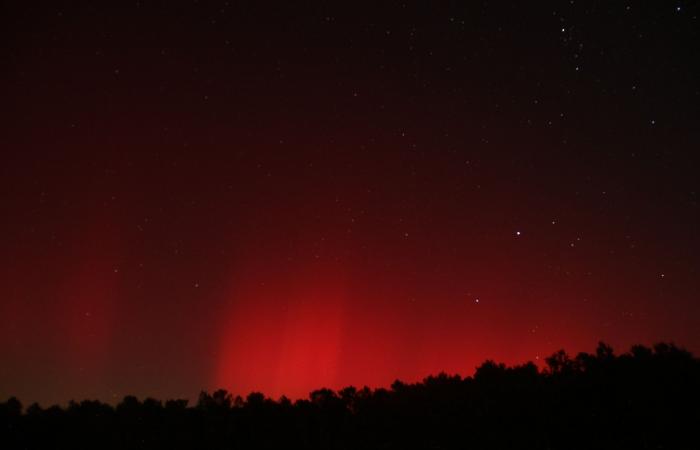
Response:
212,257,596,399
216,264,348,398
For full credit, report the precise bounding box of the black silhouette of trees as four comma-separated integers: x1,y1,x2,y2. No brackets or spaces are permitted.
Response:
1,342,698,449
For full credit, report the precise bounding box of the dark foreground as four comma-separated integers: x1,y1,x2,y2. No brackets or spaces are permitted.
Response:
2,342,698,449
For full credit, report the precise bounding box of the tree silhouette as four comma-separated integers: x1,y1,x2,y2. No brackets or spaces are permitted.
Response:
2,342,698,449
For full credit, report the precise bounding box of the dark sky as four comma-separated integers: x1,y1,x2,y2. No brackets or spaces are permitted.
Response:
2,1,699,406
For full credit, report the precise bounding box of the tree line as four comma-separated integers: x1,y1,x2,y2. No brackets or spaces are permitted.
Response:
1,342,698,449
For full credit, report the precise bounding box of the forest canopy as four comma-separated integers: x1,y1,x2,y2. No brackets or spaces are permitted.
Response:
2,342,698,449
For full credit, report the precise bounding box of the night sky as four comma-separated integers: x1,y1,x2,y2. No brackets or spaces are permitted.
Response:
2,1,699,407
